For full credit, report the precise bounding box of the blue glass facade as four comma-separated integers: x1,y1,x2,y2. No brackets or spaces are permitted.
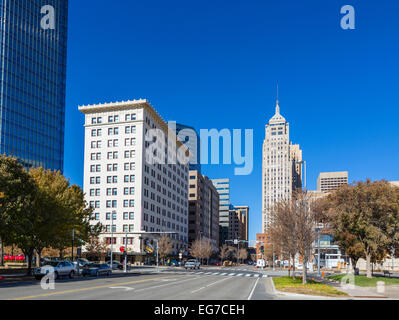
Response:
0,0,68,171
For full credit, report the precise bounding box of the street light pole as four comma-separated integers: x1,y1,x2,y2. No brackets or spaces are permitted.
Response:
72,229,75,262
317,229,321,277
124,232,128,273
111,211,115,268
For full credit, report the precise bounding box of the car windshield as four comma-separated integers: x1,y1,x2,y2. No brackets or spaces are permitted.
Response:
187,260,196,262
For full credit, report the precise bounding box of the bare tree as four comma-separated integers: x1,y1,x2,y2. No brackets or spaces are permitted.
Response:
202,239,213,265
293,191,317,284
239,248,248,262
190,239,202,261
157,234,173,265
85,237,107,261
220,244,229,263
269,200,297,278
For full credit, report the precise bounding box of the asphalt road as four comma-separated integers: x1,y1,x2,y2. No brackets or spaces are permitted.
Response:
0,266,277,300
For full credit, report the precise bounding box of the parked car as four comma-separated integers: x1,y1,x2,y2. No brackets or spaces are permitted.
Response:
73,258,91,270
107,261,131,270
166,259,179,266
82,263,112,277
184,259,200,270
34,261,75,280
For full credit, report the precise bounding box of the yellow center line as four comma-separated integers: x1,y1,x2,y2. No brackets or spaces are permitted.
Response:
7,276,175,300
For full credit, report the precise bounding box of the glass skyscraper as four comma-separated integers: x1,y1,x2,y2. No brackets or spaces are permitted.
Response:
0,0,68,171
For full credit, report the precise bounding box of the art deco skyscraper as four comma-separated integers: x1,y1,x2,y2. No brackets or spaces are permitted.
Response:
262,98,302,232
0,1,68,171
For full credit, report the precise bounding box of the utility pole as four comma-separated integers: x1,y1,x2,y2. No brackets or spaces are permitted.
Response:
110,210,115,268
72,229,75,262
124,232,128,273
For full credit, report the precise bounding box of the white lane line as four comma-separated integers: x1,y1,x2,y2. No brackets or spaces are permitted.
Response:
236,274,244,277
205,272,212,275
109,286,134,291
221,273,227,276
212,273,220,275
191,277,230,294
245,274,251,277
262,275,268,278
196,272,204,274
229,273,236,276
255,274,261,278
135,276,201,293
247,277,260,301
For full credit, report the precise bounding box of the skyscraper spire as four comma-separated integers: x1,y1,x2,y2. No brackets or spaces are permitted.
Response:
276,84,280,115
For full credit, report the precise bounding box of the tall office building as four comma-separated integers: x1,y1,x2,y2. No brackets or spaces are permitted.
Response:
79,99,189,263
262,98,302,232
229,205,249,243
211,178,230,246
0,1,68,171
175,123,201,173
317,172,348,193
188,170,219,250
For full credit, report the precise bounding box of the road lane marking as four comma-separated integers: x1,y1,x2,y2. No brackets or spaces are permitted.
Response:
247,277,260,300
245,274,251,277
262,275,268,278
109,286,134,291
6,276,176,300
191,277,229,294
205,272,212,275
229,273,236,276
135,276,201,293
236,274,244,277
221,273,227,276
255,274,261,278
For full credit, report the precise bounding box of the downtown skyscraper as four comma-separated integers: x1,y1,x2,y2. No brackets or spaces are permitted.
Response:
0,1,69,171
262,98,302,232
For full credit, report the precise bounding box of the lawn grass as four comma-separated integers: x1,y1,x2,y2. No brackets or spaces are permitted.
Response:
273,276,348,297
328,274,399,287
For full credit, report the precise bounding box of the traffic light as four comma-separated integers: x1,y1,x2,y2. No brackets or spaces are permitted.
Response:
260,246,264,253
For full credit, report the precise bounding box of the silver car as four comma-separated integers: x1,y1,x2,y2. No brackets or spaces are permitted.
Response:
184,259,200,270
34,261,76,280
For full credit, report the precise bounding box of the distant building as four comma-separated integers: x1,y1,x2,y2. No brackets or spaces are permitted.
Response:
389,181,399,188
188,170,219,251
228,206,249,243
317,172,348,193
175,123,201,173
262,98,303,232
256,233,270,259
211,178,230,246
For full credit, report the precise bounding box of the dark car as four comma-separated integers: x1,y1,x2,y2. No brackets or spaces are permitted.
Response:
107,261,131,271
82,263,112,277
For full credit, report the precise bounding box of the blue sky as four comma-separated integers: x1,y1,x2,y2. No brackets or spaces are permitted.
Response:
64,0,399,241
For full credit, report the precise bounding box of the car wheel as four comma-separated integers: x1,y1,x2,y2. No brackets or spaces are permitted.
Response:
35,276,42,281
96,271,99,277
107,271,111,277
54,272,59,280
69,271,74,279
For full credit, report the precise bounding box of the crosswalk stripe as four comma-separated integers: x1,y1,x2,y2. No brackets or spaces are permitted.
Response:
236,273,243,277
205,272,212,275
255,274,261,278
245,274,251,277
229,273,236,276
221,273,227,276
212,273,219,275
262,275,268,278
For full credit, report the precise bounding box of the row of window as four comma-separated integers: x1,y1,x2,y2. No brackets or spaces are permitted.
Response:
89,199,135,209
90,126,136,137
91,114,137,125
89,175,135,184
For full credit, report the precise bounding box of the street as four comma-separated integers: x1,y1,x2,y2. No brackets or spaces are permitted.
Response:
0,266,278,300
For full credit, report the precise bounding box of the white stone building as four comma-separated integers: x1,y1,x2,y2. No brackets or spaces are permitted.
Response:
261,99,302,232
79,99,189,261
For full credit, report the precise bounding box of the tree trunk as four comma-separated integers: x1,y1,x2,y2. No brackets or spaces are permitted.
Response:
24,248,34,276
302,255,307,285
366,252,372,278
36,248,43,267
59,249,64,260
291,254,296,279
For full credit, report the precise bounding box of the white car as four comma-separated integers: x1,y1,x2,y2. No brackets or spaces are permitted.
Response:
34,261,75,280
184,259,200,270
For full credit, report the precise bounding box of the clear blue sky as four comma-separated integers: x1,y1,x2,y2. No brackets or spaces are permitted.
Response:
64,0,399,241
